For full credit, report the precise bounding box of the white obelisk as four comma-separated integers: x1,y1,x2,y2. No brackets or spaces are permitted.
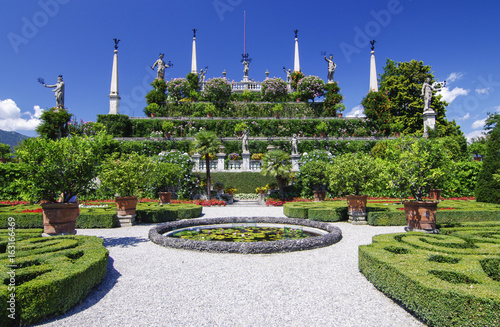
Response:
369,50,378,92
109,48,120,114
191,31,198,74
294,31,300,72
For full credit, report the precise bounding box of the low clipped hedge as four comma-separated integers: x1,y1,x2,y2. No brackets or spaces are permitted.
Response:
204,172,276,194
359,222,500,326
368,210,500,226
0,213,119,229
136,204,202,223
0,231,108,326
283,202,347,222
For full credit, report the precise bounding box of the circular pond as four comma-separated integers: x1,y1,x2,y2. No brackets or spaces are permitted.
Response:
148,217,342,254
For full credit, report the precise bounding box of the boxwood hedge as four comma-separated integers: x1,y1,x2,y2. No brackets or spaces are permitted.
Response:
359,222,500,326
0,231,108,326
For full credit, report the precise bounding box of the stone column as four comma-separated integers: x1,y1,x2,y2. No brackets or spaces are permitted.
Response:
191,36,197,74
369,50,378,92
109,49,120,114
291,154,301,172
422,110,436,138
217,152,226,172
294,37,300,72
192,153,201,172
242,151,251,171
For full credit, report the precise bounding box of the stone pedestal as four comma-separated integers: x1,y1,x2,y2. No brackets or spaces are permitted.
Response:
422,109,436,138
258,193,267,206
192,153,201,171
217,152,226,171
242,151,251,171
291,154,301,172
117,214,136,227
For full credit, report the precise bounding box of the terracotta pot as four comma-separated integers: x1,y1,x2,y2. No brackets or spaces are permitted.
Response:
259,190,265,195
275,113,280,119
115,196,138,216
394,132,401,138
346,195,368,224
404,201,438,232
428,189,442,201
151,113,156,117
337,113,343,118
319,133,326,137
41,202,79,235
313,190,326,202
0,158,7,163
207,113,212,118
159,192,172,204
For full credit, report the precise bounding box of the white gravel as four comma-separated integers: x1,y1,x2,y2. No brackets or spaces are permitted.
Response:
37,206,425,327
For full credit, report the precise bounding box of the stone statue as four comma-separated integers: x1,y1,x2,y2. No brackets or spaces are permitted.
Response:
243,60,249,78
39,75,65,109
241,129,249,153
291,134,298,155
324,54,337,83
283,67,292,83
370,40,376,51
113,38,120,50
199,67,208,84
421,77,436,112
151,53,170,80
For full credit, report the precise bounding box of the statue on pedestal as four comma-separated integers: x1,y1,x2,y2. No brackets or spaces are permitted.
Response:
324,54,337,83
291,134,298,155
241,129,249,153
421,78,446,112
283,67,292,83
151,53,171,80
39,75,65,109
199,66,208,84
243,60,249,79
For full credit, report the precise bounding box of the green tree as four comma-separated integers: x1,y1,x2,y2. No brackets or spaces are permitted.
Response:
379,59,447,135
0,143,11,159
468,135,487,159
144,79,167,116
475,113,500,203
36,108,72,140
361,91,391,135
260,150,292,201
192,131,221,200
323,82,344,116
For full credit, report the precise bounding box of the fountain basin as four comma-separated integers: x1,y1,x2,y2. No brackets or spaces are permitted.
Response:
149,217,342,254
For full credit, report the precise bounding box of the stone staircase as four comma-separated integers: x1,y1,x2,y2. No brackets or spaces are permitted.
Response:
231,199,262,207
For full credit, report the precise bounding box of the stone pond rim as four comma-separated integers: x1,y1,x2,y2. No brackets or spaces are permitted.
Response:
148,217,342,254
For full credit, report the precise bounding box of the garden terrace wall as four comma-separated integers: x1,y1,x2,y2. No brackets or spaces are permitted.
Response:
0,232,108,326
359,223,500,326
129,117,376,138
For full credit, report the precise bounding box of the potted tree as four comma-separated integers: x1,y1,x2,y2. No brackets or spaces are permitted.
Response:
150,162,182,204
272,103,283,118
315,122,328,137
327,152,381,224
386,137,451,232
15,133,110,235
99,153,153,216
299,161,329,201
162,121,175,139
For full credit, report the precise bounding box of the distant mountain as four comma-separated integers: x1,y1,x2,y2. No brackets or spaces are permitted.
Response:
0,130,30,150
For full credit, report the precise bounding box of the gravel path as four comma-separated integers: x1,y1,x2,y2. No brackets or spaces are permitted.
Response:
38,206,425,327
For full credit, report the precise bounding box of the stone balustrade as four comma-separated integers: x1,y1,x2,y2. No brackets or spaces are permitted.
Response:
192,152,300,173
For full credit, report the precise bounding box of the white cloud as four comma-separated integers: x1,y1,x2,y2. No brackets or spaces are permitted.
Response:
475,88,489,95
471,118,487,130
438,87,469,103
466,130,486,143
345,105,366,118
0,99,42,132
460,113,470,121
495,106,500,113
446,72,464,83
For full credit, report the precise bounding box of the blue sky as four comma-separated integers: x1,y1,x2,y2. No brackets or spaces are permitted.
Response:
1,0,499,140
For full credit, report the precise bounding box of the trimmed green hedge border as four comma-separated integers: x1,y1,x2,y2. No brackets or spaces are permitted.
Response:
136,204,202,223
283,202,348,222
368,210,500,226
0,232,108,326
202,172,276,194
359,223,500,326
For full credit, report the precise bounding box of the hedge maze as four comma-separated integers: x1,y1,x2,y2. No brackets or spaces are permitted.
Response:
0,230,108,326
359,222,500,326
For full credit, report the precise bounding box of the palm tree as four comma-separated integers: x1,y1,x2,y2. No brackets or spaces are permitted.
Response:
192,130,221,200
261,150,292,201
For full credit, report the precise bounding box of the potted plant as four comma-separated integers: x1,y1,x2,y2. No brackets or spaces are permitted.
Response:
99,153,153,216
272,103,283,118
15,133,111,235
228,153,240,161
151,162,182,204
204,103,217,118
298,161,329,201
162,121,175,139
335,103,346,118
234,122,248,137
386,137,451,232
327,152,381,224
315,122,328,137
255,186,267,195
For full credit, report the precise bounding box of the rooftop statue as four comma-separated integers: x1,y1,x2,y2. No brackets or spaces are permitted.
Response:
38,75,65,109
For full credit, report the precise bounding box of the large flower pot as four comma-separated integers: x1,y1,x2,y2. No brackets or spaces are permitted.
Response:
313,190,326,202
346,195,368,224
404,201,439,233
41,202,79,236
159,192,172,205
428,189,442,201
115,196,138,216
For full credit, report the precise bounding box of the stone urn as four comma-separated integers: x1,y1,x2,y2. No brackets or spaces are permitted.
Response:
115,196,138,216
313,190,326,202
158,192,172,205
428,189,442,201
404,201,439,233
346,195,368,224
41,202,79,236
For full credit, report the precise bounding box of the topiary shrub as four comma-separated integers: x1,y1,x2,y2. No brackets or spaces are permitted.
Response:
36,108,72,140
97,114,132,137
